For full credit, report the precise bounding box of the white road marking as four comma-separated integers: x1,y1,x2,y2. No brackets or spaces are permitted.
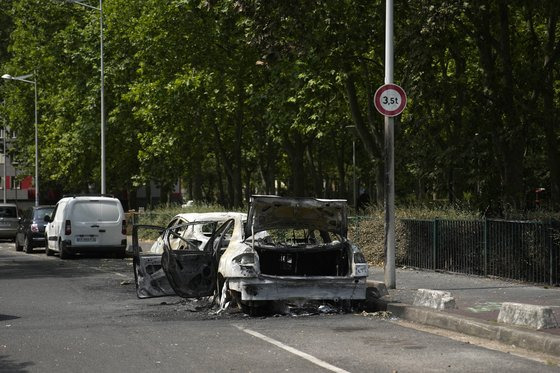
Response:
233,324,350,373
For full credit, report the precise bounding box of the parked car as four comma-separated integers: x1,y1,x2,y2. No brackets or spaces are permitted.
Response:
44,195,127,259
0,203,20,241
132,196,369,315
15,205,54,253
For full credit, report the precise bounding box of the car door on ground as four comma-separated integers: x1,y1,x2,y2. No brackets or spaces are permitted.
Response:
132,224,175,298
132,220,233,299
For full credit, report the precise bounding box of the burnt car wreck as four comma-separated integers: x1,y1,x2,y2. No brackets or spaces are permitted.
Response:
132,196,369,315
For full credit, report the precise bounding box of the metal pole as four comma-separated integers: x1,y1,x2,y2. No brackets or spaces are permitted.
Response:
34,74,39,206
483,218,488,276
2,73,37,205
384,0,396,289
99,0,106,194
2,118,5,204
61,1,105,193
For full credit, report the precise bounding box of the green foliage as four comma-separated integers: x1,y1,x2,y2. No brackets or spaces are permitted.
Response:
136,202,245,227
1,0,559,212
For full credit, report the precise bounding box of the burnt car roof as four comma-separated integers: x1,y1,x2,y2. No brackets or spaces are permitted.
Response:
245,195,348,237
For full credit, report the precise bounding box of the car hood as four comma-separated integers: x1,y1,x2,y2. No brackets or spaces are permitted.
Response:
245,195,348,237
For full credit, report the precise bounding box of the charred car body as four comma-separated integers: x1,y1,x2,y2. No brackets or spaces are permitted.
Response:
222,196,368,311
133,212,244,298
132,196,368,314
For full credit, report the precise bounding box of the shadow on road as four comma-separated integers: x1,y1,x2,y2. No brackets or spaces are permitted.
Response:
0,314,19,322
0,247,128,281
0,355,33,373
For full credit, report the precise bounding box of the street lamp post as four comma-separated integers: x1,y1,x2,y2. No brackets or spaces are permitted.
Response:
1,72,39,206
2,103,6,204
61,0,105,194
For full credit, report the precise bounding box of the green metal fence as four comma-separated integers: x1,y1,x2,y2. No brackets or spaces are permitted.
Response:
399,219,560,285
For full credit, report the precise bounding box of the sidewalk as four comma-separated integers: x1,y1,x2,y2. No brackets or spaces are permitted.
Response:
368,266,560,356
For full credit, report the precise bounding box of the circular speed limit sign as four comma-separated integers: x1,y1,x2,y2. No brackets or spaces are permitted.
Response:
374,83,407,117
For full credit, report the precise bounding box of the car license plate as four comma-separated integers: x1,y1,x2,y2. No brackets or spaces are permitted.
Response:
76,236,97,242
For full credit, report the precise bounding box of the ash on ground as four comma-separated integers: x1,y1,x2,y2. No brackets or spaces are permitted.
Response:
148,297,365,319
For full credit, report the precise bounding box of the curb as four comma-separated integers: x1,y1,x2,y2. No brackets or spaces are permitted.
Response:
386,303,560,357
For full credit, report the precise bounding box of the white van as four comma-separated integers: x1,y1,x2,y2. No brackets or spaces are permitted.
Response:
45,195,127,259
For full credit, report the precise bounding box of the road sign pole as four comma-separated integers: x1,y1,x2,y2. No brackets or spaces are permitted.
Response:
384,0,396,289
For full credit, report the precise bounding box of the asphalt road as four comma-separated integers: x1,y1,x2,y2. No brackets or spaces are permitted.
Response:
0,242,556,373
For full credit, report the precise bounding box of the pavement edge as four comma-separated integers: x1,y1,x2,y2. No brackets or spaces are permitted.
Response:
386,303,560,357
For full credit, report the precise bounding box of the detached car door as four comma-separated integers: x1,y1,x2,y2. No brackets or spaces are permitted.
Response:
161,220,234,298
132,220,233,299
132,224,175,298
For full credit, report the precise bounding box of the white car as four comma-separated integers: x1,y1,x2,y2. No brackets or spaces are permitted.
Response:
132,196,368,315
45,195,127,259
147,212,246,254
219,196,369,313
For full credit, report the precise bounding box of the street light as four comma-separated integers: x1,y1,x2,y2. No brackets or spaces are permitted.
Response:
61,0,106,194
1,73,39,207
1,100,6,203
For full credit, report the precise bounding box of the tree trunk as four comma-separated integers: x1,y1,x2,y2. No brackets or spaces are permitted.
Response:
145,183,152,208
471,2,524,209
542,8,560,208
244,168,252,205
306,145,322,196
284,133,306,196
232,78,245,208
192,154,203,202
215,155,226,207
344,71,384,203
128,188,137,211
498,1,525,208
336,146,346,198
375,160,384,205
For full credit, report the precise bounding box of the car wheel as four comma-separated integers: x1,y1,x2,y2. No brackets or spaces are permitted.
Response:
14,237,23,252
239,301,270,317
59,240,70,259
217,275,230,309
217,275,224,297
231,290,269,316
114,248,126,259
45,245,54,256
24,236,33,254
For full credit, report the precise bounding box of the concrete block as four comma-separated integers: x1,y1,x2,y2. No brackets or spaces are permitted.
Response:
412,289,456,310
497,302,559,330
388,302,560,356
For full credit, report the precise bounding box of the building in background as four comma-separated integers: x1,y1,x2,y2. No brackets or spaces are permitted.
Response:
0,127,34,209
